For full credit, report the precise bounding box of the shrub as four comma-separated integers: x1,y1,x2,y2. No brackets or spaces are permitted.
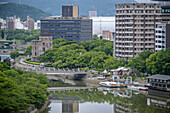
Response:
24,59,40,65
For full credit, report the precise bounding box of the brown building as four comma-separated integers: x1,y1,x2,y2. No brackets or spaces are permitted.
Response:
114,3,161,58
26,16,35,30
102,30,113,41
62,5,79,17
31,36,52,61
6,17,15,30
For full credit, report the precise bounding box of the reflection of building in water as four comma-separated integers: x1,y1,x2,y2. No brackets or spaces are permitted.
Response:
147,94,170,109
146,75,170,97
62,100,79,113
114,100,138,113
50,95,83,113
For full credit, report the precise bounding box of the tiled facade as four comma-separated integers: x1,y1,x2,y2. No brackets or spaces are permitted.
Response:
114,3,161,58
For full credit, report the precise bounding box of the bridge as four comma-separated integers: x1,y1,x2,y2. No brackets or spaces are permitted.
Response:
47,87,92,92
14,58,89,80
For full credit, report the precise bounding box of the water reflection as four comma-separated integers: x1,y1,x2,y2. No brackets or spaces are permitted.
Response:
46,88,170,113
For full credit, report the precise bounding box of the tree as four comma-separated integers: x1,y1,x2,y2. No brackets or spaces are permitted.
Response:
127,50,153,73
3,58,11,66
146,48,170,75
93,34,99,40
1,30,4,39
10,51,19,59
24,46,32,56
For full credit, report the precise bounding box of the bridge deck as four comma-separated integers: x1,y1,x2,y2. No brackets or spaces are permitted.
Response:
47,87,92,92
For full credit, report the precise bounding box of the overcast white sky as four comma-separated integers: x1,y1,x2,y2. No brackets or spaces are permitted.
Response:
135,0,157,3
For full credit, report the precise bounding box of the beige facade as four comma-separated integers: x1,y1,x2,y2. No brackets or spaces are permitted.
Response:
31,36,52,61
102,30,113,41
114,3,161,58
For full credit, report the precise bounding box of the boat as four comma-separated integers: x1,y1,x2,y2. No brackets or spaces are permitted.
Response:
99,81,127,88
139,87,148,91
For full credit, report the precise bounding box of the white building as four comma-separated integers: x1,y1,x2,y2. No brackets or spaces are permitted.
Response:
155,22,170,52
34,20,41,29
14,18,24,29
90,17,115,35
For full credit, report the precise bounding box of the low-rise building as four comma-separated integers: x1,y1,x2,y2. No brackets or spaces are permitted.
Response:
102,30,114,41
31,36,53,61
147,75,170,97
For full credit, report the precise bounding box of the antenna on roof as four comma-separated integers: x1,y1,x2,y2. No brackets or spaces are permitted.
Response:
92,0,95,11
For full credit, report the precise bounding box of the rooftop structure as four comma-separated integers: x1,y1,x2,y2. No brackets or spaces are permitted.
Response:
62,5,79,17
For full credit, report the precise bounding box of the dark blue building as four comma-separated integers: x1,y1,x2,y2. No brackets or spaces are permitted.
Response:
40,17,93,42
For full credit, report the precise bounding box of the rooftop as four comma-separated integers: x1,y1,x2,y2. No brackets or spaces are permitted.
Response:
146,74,170,80
43,16,90,20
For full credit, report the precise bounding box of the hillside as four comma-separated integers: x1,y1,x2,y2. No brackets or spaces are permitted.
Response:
0,0,138,16
0,3,51,21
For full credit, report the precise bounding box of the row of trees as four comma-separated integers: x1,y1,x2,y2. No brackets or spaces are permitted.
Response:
38,39,170,75
0,29,40,43
0,62,50,112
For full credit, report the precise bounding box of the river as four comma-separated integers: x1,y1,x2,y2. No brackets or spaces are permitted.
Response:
44,79,170,113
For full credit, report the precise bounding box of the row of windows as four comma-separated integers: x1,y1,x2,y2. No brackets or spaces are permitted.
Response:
116,5,160,9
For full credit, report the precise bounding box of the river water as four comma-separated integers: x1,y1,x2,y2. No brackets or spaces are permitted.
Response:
45,79,170,113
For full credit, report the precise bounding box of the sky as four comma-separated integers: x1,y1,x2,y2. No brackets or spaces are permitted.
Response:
135,0,157,3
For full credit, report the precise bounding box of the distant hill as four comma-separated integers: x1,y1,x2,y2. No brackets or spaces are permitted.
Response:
0,3,51,21
0,0,138,16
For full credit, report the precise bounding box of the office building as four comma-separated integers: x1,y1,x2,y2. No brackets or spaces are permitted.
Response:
40,16,92,42
114,3,161,58
62,5,79,17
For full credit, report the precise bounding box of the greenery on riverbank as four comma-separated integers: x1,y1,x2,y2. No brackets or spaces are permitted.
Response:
38,39,170,75
0,62,50,112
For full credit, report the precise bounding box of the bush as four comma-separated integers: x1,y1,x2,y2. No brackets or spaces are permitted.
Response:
45,63,53,67
24,59,40,65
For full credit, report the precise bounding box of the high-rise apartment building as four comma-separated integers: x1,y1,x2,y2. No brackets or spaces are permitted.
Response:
26,16,35,30
6,17,15,30
62,5,79,17
114,3,161,58
155,23,170,52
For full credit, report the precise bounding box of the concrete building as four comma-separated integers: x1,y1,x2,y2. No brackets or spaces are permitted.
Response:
31,36,53,61
6,17,15,30
0,40,16,54
89,11,97,17
26,16,35,30
102,30,114,41
62,5,79,17
34,20,41,29
155,23,170,52
146,74,170,97
14,17,24,29
114,3,161,58
40,16,92,42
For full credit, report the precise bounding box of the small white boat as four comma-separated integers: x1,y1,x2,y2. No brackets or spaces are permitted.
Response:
99,82,127,88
